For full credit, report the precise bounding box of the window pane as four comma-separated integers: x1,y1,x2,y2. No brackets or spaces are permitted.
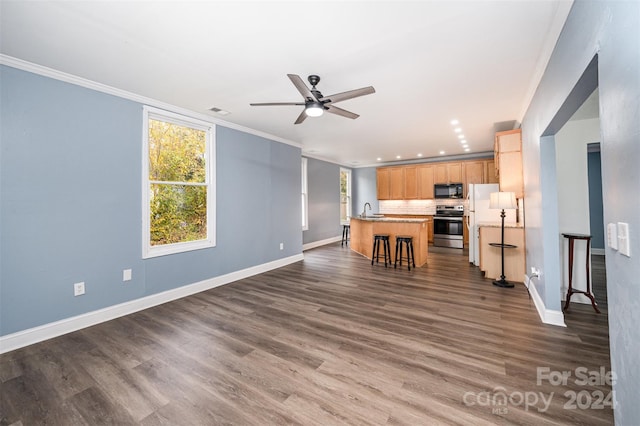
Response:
149,119,206,183
150,184,207,246
340,169,351,222
340,195,348,222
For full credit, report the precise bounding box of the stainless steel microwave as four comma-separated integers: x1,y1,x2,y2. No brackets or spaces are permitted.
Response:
434,183,463,199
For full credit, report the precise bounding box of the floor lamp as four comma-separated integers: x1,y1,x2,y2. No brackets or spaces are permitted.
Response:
489,191,517,288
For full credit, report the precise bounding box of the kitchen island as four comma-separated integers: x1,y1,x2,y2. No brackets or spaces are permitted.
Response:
350,217,429,266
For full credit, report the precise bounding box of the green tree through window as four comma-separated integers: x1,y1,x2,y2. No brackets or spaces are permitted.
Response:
148,119,207,246
340,168,351,223
143,106,215,258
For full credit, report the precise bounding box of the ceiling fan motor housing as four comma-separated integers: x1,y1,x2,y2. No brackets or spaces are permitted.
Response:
307,75,321,87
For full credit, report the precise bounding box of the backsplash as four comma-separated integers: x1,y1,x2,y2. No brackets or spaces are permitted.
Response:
379,199,467,216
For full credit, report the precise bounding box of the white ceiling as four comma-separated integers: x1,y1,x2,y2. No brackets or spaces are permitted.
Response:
0,1,573,167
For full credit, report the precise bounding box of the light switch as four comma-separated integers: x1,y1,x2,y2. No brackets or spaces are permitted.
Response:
123,269,132,281
607,223,618,250
617,222,630,257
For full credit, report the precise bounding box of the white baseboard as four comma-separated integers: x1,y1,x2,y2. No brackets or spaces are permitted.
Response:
303,235,342,251
524,274,566,327
0,254,304,354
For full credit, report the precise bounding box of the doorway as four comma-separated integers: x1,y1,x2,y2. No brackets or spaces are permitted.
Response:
538,54,610,321
554,88,607,311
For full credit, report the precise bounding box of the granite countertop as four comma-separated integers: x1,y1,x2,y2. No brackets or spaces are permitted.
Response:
353,216,429,223
478,221,524,228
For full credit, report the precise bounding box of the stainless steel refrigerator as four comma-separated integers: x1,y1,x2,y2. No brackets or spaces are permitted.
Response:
466,183,516,266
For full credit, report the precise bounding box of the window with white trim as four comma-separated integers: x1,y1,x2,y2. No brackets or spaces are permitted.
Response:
142,106,215,258
301,157,309,230
340,168,352,224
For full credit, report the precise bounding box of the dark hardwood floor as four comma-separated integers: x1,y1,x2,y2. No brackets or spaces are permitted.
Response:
1,243,613,425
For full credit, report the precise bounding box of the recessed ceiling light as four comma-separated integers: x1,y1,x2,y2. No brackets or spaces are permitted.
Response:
454,128,462,133
396,155,401,159
450,119,459,125
460,139,467,144
464,148,470,152
439,150,445,155
462,144,468,148
417,153,423,157
458,134,465,139
377,157,382,161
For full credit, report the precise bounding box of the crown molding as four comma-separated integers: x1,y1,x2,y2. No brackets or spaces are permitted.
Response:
0,54,302,150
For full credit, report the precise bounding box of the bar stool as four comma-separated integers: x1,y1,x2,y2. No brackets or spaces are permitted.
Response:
341,224,350,246
394,235,415,271
371,234,391,267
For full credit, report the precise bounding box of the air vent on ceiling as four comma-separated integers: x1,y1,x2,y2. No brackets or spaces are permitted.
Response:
209,107,230,116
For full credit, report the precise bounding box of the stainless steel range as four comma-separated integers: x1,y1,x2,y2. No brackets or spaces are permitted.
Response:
433,205,465,249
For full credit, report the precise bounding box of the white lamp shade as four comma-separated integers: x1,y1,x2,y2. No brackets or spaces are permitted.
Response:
489,191,517,210
305,103,324,117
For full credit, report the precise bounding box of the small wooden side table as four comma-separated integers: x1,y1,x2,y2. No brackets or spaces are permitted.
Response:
562,233,600,313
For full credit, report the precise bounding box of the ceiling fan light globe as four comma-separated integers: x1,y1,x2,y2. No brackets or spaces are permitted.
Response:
305,104,324,117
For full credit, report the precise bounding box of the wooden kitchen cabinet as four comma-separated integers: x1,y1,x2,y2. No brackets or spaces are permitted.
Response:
463,161,484,197
463,159,500,196
485,159,499,184
495,130,524,198
434,164,448,184
377,159,494,200
389,167,405,199
464,161,485,186
376,168,390,200
463,217,469,246
417,165,434,199
434,162,462,184
404,166,418,199
448,162,463,183
377,166,406,199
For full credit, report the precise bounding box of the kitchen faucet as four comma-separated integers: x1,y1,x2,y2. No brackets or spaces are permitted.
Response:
362,202,372,217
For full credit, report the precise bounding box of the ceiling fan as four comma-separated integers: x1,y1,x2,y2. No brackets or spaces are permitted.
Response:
250,74,375,124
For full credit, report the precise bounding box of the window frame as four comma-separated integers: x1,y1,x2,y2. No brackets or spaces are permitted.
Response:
142,106,216,259
301,157,309,231
340,167,352,224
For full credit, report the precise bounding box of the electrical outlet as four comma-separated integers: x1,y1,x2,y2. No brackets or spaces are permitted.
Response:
123,269,132,282
74,282,85,296
279,243,284,250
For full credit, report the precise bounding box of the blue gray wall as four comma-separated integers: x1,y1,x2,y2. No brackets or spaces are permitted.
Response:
0,65,302,336
521,1,640,423
352,167,379,217
302,157,342,244
587,150,604,249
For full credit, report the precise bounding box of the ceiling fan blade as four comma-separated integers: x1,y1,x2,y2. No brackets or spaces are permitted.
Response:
319,86,375,104
326,104,359,120
288,74,317,101
294,109,308,125
250,102,305,106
